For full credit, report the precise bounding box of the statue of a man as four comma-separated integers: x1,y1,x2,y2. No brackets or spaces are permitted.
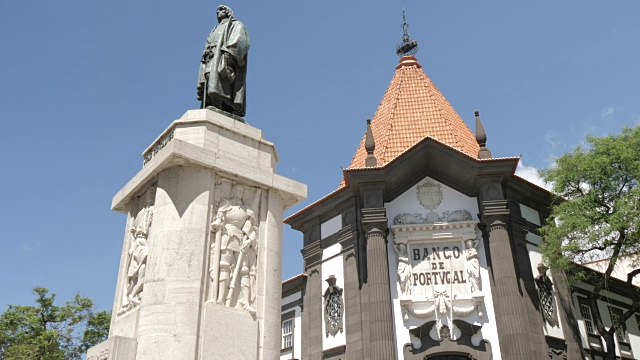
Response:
210,184,258,314
197,5,250,117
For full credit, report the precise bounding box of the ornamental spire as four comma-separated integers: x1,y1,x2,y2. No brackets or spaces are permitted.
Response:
475,110,492,159
365,118,377,167
396,7,418,57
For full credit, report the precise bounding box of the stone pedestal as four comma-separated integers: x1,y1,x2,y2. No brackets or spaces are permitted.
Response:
87,109,306,360
202,303,258,359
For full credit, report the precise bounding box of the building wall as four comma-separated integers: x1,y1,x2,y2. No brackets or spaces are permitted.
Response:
526,230,566,340
573,283,640,359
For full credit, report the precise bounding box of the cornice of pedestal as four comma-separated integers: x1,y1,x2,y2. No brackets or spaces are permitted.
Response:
112,109,307,213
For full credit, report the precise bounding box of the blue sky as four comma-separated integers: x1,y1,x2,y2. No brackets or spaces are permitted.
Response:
1,1,639,313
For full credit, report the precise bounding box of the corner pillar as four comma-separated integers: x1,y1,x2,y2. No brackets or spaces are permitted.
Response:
481,200,532,359
361,207,395,360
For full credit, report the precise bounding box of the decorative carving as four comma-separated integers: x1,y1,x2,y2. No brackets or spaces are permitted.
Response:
416,180,443,210
209,180,260,315
323,275,344,337
87,349,109,360
466,239,481,293
439,324,452,340
549,348,567,360
365,191,382,208
536,264,558,327
394,243,412,296
392,219,485,323
434,289,451,315
403,320,492,360
546,335,568,359
143,130,174,165
119,186,155,315
394,210,472,225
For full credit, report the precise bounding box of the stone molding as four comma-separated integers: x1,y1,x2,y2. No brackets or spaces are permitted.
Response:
112,109,306,213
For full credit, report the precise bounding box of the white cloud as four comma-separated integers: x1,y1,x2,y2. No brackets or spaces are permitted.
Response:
21,241,41,252
601,107,621,119
515,161,552,191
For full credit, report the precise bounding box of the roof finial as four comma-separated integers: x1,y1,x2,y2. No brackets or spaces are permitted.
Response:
365,119,377,167
396,7,418,57
475,110,492,159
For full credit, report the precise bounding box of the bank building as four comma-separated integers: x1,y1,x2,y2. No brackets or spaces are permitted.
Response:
279,33,640,360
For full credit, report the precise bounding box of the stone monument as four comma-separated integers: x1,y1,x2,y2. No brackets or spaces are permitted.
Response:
86,6,306,359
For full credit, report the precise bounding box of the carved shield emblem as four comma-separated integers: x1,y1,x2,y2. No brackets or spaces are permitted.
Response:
416,181,443,210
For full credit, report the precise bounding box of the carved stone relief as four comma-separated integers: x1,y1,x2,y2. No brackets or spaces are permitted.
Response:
119,185,156,315
416,180,443,210
394,209,472,225
323,275,344,337
536,264,558,327
392,212,485,326
394,243,412,296
403,320,492,360
209,178,261,315
466,238,481,294
87,349,109,360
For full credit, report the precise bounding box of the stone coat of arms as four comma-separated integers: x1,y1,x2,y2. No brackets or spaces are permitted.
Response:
417,181,443,210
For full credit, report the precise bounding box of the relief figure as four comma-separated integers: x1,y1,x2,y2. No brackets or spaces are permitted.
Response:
210,184,258,314
119,187,155,315
465,239,481,293
394,243,412,295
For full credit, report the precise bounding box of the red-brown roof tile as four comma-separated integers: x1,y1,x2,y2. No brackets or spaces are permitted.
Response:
348,55,479,170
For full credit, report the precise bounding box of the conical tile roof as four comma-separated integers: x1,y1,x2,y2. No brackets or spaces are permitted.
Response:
348,55,479,169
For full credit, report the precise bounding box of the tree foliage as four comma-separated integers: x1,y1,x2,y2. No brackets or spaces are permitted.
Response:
540,126,640,360
0,287,110,360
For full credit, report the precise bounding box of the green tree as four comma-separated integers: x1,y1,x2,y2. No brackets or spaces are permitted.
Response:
0,287,110,360
540,126,640,360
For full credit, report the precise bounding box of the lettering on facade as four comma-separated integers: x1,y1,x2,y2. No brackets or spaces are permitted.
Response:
392,218,485,323
409,243,468,297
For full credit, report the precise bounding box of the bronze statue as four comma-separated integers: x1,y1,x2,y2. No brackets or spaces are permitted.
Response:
197,5,250,117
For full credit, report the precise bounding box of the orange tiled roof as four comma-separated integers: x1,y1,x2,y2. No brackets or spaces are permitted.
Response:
348,55,479,169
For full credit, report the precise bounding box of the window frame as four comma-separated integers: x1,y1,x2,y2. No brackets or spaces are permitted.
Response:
281,310,296,352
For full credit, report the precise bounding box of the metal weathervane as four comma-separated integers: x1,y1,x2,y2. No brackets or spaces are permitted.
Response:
396,7,418,57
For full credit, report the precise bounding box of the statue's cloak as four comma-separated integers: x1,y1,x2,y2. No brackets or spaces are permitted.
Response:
198,17,250,117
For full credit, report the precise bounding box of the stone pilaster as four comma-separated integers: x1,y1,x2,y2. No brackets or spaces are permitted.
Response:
510,218,547,359
303,266,323,360
481,200,532,359
340,225,365,360
362,207,395,360
301,232,323,360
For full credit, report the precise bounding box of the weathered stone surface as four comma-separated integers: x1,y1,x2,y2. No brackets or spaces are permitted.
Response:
86,336,137,360
202,303,258,360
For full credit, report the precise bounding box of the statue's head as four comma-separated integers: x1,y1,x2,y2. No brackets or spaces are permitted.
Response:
217,5,233,22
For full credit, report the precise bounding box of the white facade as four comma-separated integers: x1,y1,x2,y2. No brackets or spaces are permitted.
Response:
385,177,502,359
